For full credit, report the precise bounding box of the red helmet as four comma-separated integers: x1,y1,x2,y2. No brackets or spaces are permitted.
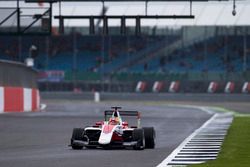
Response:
109,117,119,125
109,118,116,125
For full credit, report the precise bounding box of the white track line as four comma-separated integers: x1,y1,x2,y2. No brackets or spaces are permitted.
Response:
157,106,233,167
167,161,205,165
177,152,218,155
156,113,218,167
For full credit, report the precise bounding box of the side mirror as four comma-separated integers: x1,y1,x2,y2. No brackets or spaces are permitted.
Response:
95,121,102,126
122,121,128,127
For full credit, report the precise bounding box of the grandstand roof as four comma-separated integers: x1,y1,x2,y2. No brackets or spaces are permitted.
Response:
0,0,250,27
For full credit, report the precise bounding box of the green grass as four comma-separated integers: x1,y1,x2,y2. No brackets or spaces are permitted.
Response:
190,116,250,167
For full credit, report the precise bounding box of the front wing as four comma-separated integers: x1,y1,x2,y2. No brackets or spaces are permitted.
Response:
70,128,138,148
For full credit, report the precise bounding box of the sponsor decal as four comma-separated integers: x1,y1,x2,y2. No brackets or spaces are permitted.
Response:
103,125,115,134
38,70,65,82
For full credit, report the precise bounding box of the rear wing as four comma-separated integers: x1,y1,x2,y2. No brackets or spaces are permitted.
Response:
104,110,141,127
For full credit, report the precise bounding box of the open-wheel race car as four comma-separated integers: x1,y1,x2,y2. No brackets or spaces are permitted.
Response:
70,107,155,150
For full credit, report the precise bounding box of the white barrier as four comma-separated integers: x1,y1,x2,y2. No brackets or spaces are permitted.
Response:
242,82,250,93
36,89,40,110
24,88,32,112
135,81,147,93
152,81,164,93
208,82,218,93
94,92,100,102
224,81,235,93
169,81,180,93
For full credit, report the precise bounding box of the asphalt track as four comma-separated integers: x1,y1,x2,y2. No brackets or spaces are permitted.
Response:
0,101,212,167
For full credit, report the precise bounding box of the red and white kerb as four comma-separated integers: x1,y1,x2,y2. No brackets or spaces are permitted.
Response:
0,86,40,113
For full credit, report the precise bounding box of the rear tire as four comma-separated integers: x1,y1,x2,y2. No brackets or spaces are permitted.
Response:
133,128,145,150
71,128,84,150
143,127,155,149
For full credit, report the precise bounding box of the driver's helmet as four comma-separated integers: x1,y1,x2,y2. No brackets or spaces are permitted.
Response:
109,117,119,125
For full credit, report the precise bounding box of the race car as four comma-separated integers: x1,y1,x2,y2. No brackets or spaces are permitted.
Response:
70,107,155,150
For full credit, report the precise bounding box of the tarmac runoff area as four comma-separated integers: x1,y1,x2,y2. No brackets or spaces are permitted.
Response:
0,100,239,167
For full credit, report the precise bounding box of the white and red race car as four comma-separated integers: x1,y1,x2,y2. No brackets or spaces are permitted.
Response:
70,107,155,150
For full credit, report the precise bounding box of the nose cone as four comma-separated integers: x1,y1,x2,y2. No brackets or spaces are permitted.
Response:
99,124,115,145
99,133,113,145
99,137,110,145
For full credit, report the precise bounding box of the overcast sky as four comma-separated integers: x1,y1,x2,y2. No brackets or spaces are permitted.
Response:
0,0,250,27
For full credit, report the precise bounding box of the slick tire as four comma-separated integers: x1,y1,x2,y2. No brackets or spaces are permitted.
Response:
143,127,155,149
133,128,145,150
71,128,84,150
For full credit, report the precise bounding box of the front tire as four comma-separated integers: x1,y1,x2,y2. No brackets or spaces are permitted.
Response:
71,128,84,150
133,128,145,150
143,127,155,149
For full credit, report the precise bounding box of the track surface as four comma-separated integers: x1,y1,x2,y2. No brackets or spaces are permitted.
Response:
0,101,211,167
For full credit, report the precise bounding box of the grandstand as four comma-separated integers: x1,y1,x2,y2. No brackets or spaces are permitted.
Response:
0,0,250,92
129,33,250,73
